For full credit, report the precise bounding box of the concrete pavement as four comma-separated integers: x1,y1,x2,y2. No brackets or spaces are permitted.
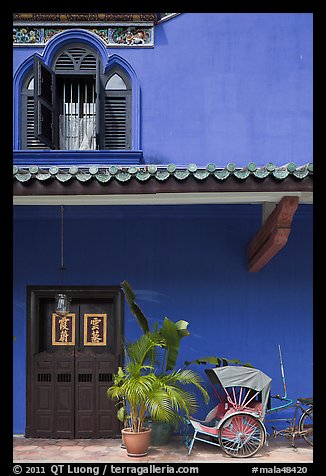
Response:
13,436,313,464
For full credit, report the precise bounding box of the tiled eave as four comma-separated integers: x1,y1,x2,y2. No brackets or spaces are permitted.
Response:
13,162,313,205
13,162,313,184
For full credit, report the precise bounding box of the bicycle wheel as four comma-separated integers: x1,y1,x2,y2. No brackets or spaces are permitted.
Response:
299,406,313,446
218,413,265,458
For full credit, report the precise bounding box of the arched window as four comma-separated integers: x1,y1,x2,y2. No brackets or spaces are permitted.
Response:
20,44,133,150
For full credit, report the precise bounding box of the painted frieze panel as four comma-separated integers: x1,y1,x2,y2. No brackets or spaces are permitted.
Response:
13,27,42,43
13,26,154,46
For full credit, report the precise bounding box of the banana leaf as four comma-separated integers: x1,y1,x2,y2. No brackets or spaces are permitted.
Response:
184,356,253,368
174,320,190,339
159,317,181,371
121,280,150,333
121,281,191,371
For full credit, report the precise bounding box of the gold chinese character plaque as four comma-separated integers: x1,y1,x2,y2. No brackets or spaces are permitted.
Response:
84,314,107,346
52,313,76,346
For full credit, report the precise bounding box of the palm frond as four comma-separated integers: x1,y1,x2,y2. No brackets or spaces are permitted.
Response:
127,332,165,366
160,369,209,404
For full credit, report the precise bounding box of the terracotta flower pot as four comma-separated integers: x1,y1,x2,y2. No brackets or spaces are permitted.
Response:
121,427,152,457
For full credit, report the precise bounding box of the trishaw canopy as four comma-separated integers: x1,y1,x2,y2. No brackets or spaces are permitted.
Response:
205,365,272,417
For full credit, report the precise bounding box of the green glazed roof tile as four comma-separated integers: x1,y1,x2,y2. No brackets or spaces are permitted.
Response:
272,168,289,179
226,162,236,172
35,172,51,180
286,162,297,172
89,165,99,175
247,162,257,172
49,166,59,175
265,162,276,172
206,163,216,172
28,165,39,174
167,163,176,173
174,169,190,180
292,164,310,179
16,172,32,182
69,165,79,175
155,170,170,181
128,166,138,175
76,172,92,182
253,168,270,179
193,170,210,180
234,169,250,179
136,170,151,181
116,171,131,182
109,165,118,175
187,163,197,173
214,169,229,180
147,164,157,174
96,173,112,182
56,173,72,182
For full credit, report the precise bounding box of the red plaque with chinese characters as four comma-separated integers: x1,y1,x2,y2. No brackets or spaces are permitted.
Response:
84,313,107,346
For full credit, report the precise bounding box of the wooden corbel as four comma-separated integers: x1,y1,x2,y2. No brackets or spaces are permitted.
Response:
247,196,299,272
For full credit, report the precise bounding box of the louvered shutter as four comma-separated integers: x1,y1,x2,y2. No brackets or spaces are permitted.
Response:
104,91,131,149
54,47,97,72
26,96,49,149
34,56,57,149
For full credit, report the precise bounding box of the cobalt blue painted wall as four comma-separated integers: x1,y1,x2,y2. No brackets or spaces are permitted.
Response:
13,13,313,167
13,204,313,434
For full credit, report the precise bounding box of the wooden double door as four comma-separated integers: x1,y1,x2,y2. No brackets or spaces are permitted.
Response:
26,286,124,439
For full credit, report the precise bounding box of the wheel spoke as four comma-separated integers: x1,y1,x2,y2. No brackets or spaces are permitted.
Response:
219,413,264,458
299,407,313,446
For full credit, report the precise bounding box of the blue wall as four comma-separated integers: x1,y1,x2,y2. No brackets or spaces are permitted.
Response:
13,13,313,167
13,204,313,434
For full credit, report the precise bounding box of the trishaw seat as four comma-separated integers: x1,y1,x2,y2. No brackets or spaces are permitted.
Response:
297,397,313,405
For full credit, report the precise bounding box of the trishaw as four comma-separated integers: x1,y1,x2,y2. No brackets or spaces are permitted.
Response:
186,365,272,458
186,347,313,458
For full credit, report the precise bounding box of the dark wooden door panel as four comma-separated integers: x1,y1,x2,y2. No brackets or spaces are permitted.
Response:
34,353,54,437
27,286,124,438
75,352,95,438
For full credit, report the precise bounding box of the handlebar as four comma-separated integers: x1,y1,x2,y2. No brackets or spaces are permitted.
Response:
268,394,293,413
271,394,292,403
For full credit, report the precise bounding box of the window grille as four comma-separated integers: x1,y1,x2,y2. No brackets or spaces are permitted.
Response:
98,373,112,382
78,374,92,383
58,77,96,150
37,373,52,382
57,373,72,382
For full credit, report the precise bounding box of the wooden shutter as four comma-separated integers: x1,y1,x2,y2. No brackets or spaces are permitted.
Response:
34,56,57,149
22,95,49,149
104,91,131,149
95,59,101,149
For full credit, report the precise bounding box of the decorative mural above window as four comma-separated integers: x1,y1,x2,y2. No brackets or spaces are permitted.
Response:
13,26,154,47
109,27,152,46
13,12,179,46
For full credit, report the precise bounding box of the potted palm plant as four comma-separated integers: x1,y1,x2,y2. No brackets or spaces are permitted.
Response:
113,280,249,452
107,331,209,457
118,280,195,445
